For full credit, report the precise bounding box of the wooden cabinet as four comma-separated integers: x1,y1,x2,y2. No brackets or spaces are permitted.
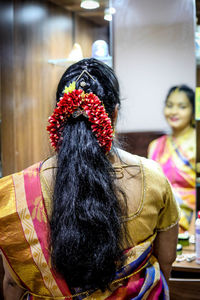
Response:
169,246,200,300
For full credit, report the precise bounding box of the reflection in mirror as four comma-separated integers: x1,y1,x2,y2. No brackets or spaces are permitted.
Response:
148,85,195,233
113,0,196,233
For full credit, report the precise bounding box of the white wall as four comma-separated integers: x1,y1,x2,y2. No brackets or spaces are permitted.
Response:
114,0,196,132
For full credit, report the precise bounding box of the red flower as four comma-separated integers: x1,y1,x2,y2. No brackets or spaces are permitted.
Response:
47,89,113,153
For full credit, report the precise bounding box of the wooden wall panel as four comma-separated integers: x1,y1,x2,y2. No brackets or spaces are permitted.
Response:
0,0,109,176
75,15,109,58
0,0,74,175
12,0,73,173
0,0,16,176
75,15,94,58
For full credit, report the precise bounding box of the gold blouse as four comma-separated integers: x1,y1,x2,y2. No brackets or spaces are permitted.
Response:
40,149,180,249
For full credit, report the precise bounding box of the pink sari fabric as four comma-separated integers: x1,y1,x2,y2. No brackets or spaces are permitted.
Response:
148,131,195,230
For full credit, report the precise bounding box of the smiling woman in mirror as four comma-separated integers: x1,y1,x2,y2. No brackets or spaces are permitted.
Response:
148,85,195,232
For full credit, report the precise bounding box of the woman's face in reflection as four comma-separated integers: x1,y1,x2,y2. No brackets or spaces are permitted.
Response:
164,91,193,132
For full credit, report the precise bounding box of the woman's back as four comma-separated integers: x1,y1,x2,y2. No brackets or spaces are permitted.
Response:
0,149,179,299
40,149,179,248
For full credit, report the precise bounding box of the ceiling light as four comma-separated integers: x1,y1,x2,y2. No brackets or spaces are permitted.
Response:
80,0,100,9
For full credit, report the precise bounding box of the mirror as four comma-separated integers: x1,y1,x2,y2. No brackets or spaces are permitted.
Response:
114,0,195,132
113,0,196,233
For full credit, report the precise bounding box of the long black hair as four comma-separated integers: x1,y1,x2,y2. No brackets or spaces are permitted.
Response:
50,58,128,292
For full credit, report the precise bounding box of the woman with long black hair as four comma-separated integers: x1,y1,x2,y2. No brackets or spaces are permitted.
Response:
0,58,179,299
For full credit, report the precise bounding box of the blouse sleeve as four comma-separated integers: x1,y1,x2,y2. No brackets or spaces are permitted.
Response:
156,178,180,231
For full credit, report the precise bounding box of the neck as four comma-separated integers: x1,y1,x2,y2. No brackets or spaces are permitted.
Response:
171,125,193,138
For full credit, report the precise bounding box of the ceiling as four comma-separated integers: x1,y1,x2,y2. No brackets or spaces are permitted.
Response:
49,0,110,26
50,0,200,26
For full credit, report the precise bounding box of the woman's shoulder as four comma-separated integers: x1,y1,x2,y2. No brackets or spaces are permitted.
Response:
118,149,179,244
0,173,14,196
116,148,166,179
139,156,169,189
186,127,196,142
140,155,165,174
116,148,169,201
147,134,168,159
148,134,168,148
115,148,140,166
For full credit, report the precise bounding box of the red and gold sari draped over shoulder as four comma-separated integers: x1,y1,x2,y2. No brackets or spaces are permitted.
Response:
0,162,169,300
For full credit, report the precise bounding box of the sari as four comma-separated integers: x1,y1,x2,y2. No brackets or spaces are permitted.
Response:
0,162,169,300
148,128,196,231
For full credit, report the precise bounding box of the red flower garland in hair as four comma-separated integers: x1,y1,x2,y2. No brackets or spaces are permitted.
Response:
47,83,113,153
